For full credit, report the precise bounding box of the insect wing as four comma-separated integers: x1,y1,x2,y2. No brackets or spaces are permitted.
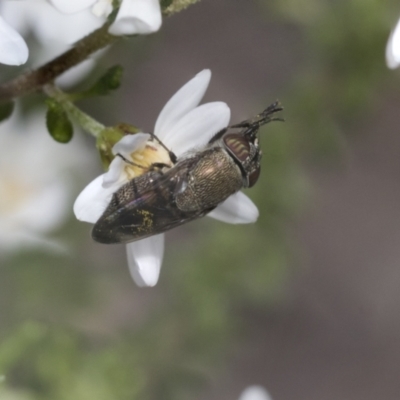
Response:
92,162,204,244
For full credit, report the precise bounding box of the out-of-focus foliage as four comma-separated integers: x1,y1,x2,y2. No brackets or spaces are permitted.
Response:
0,322,144,400
75,65,124,100
1,0,398,399
272,0,391,95
265,0,395,160
0,101,14,123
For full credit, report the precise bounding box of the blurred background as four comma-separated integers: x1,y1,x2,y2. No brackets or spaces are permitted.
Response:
1,0,400,399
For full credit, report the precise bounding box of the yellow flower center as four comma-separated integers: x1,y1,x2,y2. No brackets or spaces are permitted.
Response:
123,141,173,180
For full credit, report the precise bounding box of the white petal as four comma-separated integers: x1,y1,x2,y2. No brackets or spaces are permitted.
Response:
1,1,102,46
238,386,273,400
0,1,31,37
49,0,98,14
112,133,150,157
165,102,231,157
0,16,28,65
154,70,212,139
102,156,125,188
207,191,259,224
126,234,164,287
108,0,162,35
74,175,121,223
92,0,113,17
386,17,400,69
34,6,103,45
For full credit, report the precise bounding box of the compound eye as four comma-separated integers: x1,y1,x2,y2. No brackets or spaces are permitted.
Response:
248,167,261,187
223,133,250,163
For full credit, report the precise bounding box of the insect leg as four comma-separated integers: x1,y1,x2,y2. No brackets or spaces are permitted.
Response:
148,162,174,171
116,153,146,169
117,153,171,173
148,133,177,164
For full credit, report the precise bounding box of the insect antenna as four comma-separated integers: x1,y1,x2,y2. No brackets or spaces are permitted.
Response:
209,101,283,144
230,101,284,134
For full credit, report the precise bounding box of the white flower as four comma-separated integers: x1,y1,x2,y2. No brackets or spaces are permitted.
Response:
0,14,28,65
108,0,162,36
0,0,102,86
49,0,104,14
0,0,161,79
0,1,102,48
238,386,273,400
74,69,259,287
386,17,400,69
49,0,162,36
0,109,89,253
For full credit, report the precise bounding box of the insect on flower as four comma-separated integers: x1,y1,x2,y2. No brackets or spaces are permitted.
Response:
74,70,282,286
92,102,283,244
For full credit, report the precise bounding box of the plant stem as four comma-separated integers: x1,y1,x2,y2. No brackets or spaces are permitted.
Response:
44,84,105,138
163,0,201,15
0,24,117,102
0,0,201,102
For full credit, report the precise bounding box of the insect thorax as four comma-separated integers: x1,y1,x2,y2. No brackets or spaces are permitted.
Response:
175,147,243,212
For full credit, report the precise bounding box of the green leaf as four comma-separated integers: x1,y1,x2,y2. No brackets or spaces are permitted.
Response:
0,101,14,122
160,0,173,9
84,65,123,98
46,99,73,143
